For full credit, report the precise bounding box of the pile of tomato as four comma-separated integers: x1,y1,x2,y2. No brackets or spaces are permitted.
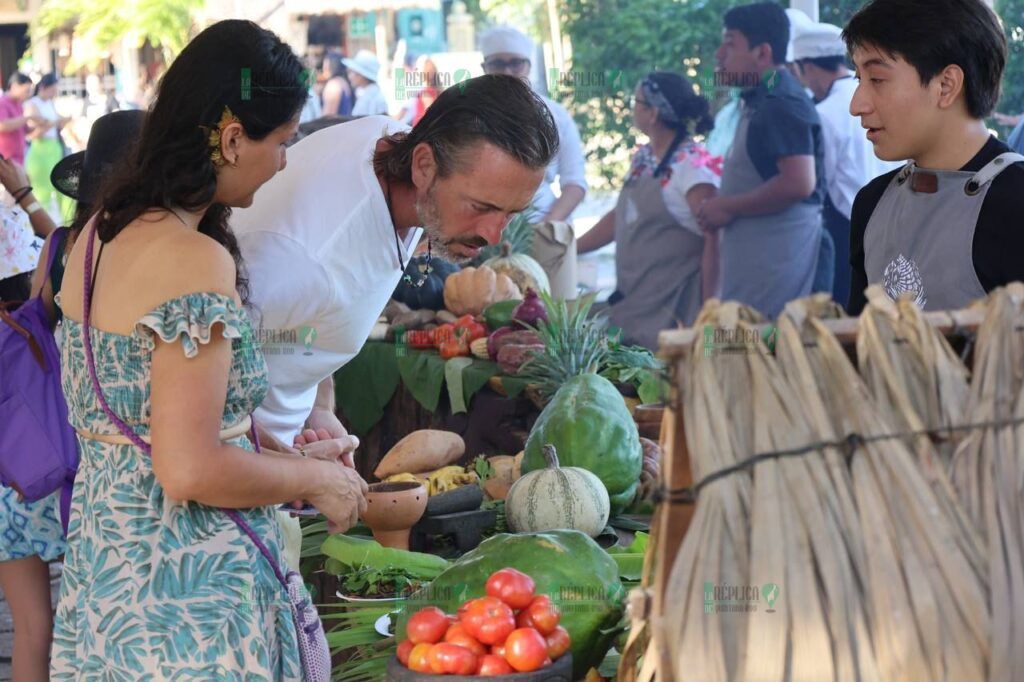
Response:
397,568,571,677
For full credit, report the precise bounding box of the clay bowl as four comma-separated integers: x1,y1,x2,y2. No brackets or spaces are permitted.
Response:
362,481,428,550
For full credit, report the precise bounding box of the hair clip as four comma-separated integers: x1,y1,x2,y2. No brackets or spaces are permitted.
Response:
205,106,241,167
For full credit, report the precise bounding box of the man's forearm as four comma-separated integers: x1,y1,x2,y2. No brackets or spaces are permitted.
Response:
313,374,335,412
542,185,586,222
721,176,811,219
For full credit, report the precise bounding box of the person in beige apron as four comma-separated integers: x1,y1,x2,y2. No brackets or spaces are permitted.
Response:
697,3,825,319
863,152,1024,310
844,0,1024,316
578,73,721,350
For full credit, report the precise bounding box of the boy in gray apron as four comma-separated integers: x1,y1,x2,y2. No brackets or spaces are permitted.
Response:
698,2,825,319
844,0,1024,315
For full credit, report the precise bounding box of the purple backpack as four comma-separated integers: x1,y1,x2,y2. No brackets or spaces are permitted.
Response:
0,228,77,529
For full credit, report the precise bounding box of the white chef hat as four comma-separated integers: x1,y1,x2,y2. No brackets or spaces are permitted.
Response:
480,26,535,60
791,21,847,61
785,8,815,62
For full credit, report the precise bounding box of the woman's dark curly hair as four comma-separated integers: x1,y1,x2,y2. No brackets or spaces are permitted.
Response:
642,72,715,177
95,20,308,302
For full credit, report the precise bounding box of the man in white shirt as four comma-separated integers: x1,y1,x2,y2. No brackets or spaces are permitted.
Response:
479,26,587,223
790,17,901,307
230,75,559,457
344,50,390,116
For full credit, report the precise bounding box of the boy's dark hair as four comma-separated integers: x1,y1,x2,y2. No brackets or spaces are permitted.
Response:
374,74,559,183
797,56,847,73
724,3,790,66
843,0,1006,119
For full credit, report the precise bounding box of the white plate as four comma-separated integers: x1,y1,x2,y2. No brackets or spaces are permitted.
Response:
375,613,394,638
335,590,406,604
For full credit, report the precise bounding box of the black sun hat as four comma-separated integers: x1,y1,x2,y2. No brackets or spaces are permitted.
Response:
51,110,145,205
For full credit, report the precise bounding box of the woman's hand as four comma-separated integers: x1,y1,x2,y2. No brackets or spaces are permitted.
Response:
288,428,359,512
0,156,30,195
308,461,368,533
295,427,358,468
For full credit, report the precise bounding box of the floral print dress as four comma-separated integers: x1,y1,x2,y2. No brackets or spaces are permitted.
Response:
50,292,304,681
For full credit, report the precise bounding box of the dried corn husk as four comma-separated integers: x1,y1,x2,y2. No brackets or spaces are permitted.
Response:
665,300,879,682
665,301,757,682
857,285,971,464
776,298,988,681
856,287,985,579
950,283,1024,681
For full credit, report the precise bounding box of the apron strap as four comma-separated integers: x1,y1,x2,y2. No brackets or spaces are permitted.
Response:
966,152,1024,195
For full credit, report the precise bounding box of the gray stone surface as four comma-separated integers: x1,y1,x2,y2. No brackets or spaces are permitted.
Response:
0,562,62,681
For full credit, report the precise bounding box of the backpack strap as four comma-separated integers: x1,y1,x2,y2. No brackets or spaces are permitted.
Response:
29,227,66,299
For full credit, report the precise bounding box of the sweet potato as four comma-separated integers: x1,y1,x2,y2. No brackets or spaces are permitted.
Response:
483,455,519,500
374,430,466,479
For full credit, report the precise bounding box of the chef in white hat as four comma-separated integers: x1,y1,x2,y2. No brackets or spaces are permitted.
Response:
479,26,587,223
344,49,389,116
788,13,901,307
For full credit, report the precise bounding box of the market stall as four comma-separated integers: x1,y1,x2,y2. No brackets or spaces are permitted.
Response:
298,228,663,680
619,286,1023,682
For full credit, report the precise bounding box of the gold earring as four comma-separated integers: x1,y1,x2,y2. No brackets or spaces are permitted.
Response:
205,106,241,167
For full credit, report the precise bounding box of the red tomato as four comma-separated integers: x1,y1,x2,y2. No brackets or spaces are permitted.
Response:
524,595,561,636
477,654,516,676
408,643,434,672
504,628,550,672
407,606,450,644
491,643,508,659
545,626,571,660
486,568,536,610
444,625,487,657
516,608,536,630
396,639,414,667
459,596,516,646
427,643,478,675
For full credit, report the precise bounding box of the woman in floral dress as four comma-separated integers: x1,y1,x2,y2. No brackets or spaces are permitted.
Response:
50,20,368,679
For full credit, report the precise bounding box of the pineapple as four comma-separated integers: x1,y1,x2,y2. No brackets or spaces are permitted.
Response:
518,291,611,403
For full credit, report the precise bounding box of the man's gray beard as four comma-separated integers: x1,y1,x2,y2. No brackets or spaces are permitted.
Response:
415,189,471,264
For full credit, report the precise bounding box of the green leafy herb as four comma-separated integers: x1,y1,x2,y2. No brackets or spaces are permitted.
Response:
338,565,427,599
473,455,495,484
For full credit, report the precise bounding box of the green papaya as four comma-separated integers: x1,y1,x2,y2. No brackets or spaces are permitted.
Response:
482,299,522,330
523,374,642,515
396,530,625,678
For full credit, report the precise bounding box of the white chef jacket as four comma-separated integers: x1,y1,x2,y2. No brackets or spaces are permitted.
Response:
817,77,902,219
528,96,588,221
230,116,422,444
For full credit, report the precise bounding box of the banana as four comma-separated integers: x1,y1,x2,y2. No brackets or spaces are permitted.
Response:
384,473,421,485
424,466,478,495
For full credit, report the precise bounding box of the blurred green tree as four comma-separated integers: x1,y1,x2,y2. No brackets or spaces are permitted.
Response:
33,0,204,71
558,0,1024,189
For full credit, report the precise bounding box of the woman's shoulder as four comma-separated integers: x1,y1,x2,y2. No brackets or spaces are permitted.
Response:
61,214,239,323
140,220,238,297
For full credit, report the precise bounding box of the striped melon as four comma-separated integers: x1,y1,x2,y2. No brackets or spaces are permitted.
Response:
506,444,609,537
